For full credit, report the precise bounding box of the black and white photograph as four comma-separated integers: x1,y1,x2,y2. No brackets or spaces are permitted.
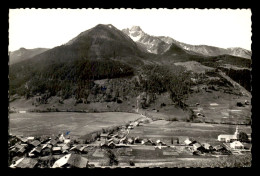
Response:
8,8,252,168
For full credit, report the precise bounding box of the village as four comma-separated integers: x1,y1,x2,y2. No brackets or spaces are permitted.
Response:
8,113,252,168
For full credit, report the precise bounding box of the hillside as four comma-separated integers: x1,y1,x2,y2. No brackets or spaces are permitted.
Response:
9,24,251,124
9,47,49,65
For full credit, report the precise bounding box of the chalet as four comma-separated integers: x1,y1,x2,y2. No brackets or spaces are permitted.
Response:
69,145,81,154
142,139,155,146
52,154,89,168
111,134,118,138
59,133,66,143
193,143,202,151
10,157,25,168
40,136,50,143
218,126,239,143
113,138,120,144
19,111,27,114
141,139,148,145
100,133,109,140
41,147,52,156
29,140,41,147
16,145,28,156
52,147,62,154
202,143,212,150
127,138,134,144
108,141,116,148
14,158,38,168
16,136,28,144
134,137,141,143
213,145,225,151
79,146,88,153
64,139,71,144
30,146,42,157
177,137,191,145
49,139,58,146
62,144,70,151
230,141,244,149
27,137,35,141
92,149,105,157
128,125,133,129
107,138,113,143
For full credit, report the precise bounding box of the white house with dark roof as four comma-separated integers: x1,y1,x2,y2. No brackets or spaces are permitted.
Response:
218,126,239,143
230,141,244,149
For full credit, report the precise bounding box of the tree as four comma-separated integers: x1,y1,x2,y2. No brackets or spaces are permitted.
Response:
238,132,249,143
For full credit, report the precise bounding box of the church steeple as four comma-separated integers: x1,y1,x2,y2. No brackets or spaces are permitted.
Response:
234,126,239,138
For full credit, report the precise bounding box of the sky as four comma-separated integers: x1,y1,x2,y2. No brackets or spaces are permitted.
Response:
9,9,252,52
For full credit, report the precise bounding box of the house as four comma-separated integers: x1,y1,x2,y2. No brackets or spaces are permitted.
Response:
142,139,155,146
111,134,118,138
128,125,133,129
27,137,35,141
141,139,148,145
79,146,88,153
130,121,139,127
41,147,52,156
177,137,191,145
19,111,27,114
108,141,116,148
16,136,28,143
100,133,109,140
113,138,120,144
230,141,244,149
30,146,42,157
218,126,239,143
39,136,49,143
127,138,134,144
14,158,38,168
10,157,25,168
49,139,58,146
69,145,81,154
134,136,141,143
107,138,113,143
213,145,225,151
202,143,212,150
92,149,105,157
52,147,62,154
64,139,71,144
62,144,70,151
59,133,66,143
29,140,41,147
52,154,89,168
193,143,202,151
16,145,28,156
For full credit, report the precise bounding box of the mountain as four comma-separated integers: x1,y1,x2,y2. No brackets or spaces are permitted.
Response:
9,24,154,98
122,26,170,54
9,47,49,65
226,47,252,59
122,26,251,59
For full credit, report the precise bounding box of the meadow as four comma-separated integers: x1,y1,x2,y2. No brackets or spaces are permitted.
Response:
9,112,142,138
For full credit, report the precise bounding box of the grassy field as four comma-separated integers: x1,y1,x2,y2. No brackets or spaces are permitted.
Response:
186,91,251,124
9,112,142,138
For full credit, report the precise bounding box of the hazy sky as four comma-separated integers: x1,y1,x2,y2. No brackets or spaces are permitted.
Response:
9,9,252,52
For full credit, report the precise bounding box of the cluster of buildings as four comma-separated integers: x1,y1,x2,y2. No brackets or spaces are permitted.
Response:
217,126,251,150
8,133,91,168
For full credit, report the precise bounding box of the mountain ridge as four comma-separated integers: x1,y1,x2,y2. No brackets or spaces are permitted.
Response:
122,26,251,59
